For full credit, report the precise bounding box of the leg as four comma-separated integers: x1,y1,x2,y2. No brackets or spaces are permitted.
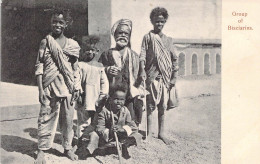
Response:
124,132,142,147
77,109,91,138
133,97,143,126
76,131,99,159
157,108,171,145
146,94,155,139
36,97,60,164
87,132,100,154
59,95,78,160
157,85,172,145
125,98,136,123
89,111,96,123
146,79,162,139
34,150,46,164
79,112,98,140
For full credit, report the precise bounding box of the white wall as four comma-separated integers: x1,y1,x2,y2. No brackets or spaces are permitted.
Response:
111,0,221,53
88,0,111,35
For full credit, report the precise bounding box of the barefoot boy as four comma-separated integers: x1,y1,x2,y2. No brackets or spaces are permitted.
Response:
35,9,81,163
139,7,178,145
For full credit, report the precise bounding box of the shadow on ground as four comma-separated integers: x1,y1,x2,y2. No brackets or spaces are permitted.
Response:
24,128,64,146
0,127,71,160
1,135,37,159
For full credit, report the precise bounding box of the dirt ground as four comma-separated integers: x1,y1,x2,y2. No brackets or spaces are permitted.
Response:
0,75,221,164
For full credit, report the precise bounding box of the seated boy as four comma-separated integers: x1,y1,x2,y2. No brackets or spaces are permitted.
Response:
76,85,142,159
76,35,109,140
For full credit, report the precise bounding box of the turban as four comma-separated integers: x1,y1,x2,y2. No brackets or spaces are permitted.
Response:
111,19,132,37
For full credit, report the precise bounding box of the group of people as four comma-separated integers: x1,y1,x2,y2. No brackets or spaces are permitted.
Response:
34,6,178,164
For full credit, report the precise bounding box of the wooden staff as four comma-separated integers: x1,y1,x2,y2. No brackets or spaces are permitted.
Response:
110,110,123,164
143,80,148,142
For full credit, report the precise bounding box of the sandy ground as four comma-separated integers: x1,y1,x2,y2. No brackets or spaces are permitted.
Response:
0,75,221,164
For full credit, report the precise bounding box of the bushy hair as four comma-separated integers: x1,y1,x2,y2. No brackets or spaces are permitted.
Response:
51,7,73,25
109,84,127,97
150,7,169,21
83,35,100,50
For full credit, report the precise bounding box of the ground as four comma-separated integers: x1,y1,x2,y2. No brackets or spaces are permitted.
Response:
0,75,221,164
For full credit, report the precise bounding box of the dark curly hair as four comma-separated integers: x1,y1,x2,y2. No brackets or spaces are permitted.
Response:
150,7,169,21
109,84,127,97
51,8,73,25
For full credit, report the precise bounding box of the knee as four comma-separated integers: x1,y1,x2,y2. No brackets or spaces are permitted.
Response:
89,131,99,140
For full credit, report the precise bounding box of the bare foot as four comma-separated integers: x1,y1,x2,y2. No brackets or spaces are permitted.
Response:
158,135,173,145
34,150,46,164
64,146,78,161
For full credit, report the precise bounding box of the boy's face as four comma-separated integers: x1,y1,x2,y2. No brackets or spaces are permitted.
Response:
82,47,98,62
151,15,166,32
51,14,67,35
110,90,126,112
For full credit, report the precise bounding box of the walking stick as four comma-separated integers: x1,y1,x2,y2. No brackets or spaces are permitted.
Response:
110,110,123,164
142,80,148,142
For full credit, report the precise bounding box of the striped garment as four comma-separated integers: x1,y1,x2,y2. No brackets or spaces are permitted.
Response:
45,35,80,94
149,32,172,89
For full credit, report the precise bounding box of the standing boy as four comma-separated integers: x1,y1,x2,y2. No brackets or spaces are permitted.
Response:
76,35,109,140
35,9,81,163
139,7,178,145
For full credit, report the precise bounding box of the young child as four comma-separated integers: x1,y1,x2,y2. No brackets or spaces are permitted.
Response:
76,35,109,140
76,85,142,159
139,7,178,145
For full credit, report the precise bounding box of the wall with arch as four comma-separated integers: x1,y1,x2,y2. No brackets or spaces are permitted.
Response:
175,45,221,76
191,54,198,75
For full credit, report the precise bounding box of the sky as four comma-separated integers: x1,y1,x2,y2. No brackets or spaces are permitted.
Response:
111,0,221,52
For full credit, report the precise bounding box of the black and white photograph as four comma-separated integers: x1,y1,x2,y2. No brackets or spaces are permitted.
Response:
1,0,221,163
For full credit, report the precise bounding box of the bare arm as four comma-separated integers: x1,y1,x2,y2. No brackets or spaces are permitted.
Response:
35,39,47,104
37,75,44,93
96,68,109,112
139,36,148,81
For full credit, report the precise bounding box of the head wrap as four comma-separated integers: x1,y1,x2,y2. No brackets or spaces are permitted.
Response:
111,19,132,48
111,19,132,37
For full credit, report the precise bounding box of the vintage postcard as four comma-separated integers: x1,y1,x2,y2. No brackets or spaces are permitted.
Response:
0,0,259,164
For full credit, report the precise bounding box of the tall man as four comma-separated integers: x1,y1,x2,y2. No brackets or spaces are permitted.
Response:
139,7,178,145
34,9,81,164
99,19,143,127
